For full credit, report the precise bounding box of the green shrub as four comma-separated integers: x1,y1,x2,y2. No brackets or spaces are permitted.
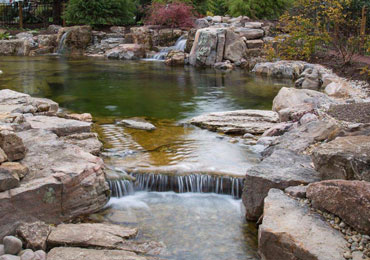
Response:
64,0,137,26
227,0,294,19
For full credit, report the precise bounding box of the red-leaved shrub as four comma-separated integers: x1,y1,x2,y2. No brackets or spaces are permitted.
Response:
145,2,195,28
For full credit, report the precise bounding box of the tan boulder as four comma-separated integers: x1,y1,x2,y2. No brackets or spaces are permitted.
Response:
307,180,370,235
259,189,348,260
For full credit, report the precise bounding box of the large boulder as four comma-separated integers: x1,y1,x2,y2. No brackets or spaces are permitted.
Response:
0,40,31,56
307,180,370,235
105,44,145,60
189,28,226,67
57,26,92,55
252,61,306,79
0,129,108,239
272,87,334,113
312,135,370,181
189,109,279,135
223,30,247,63
242,149,320,221
164,50,185,66
265,119,340,154
47,247,147,260
259,189,348,260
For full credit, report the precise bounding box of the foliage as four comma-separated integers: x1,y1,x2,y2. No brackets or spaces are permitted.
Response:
145,2,195,28
227,0,294,19
64,0,136,26
268,0,369,65
206,0,227,16
0,32,10,40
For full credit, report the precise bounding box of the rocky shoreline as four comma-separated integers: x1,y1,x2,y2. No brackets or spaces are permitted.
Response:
0,89,166,259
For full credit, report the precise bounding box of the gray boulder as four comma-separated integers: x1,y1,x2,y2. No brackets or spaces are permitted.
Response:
284,185,307,198
234,28,264,39
3,236,22,255
312,135,370,181
259,189,348,260
265,119,340,155
224,30,247,63
242,149,320,221
253,61,306,79
189,28,226,67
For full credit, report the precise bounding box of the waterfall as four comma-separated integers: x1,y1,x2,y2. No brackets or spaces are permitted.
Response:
108,173,244,198
56,31,70,54
147,35,187,61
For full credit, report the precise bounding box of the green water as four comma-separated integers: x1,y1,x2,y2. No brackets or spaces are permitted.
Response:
0,56,290,120
0,56,292,176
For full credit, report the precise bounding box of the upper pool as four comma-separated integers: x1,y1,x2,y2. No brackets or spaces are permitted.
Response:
0,56,291,176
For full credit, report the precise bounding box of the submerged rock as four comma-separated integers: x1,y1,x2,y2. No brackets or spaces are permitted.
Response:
307,180,370,235
242,149,320,221
259,189,348,260
118,119,156,131
189,109,279,135
312,135,370,181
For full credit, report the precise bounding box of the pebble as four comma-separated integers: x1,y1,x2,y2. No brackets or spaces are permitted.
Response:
344,251,352,259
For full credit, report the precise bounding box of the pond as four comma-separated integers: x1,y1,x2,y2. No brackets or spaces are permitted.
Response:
0,56,292,260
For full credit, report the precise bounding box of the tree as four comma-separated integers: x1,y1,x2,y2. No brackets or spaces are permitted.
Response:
269,0,369,65
64,0,136,26
228,0,294,19
145,2,195,28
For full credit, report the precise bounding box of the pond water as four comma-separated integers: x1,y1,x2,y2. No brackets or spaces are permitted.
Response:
0,56,292,260
0,56,291,176
102,192,259,260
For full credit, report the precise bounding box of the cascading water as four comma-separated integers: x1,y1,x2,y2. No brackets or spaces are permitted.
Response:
56,31,70,54
148,35,187,61
108,172,244,198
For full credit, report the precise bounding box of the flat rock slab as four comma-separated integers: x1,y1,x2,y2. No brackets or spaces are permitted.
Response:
47,223,165,255
265,119,340,155
26,116,91,136
47,247,147,260
48,223,138,249
118,119,156,131
259,189,348,260
307,180,370,235
312,135,370,181
242,149,320,221
189,110,279,135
